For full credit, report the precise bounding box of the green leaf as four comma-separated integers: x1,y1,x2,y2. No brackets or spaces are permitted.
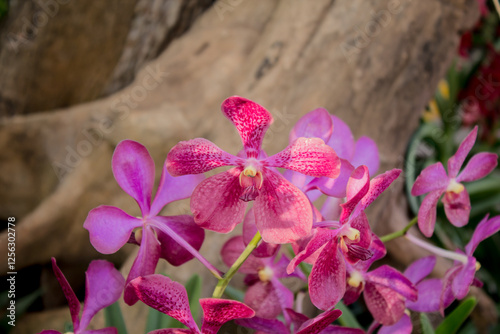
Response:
185,274,202,321
222,285,245,302
0,288,42,333
335,301,362,329
420,313,435,334
435,297,477,334
105,301,128,334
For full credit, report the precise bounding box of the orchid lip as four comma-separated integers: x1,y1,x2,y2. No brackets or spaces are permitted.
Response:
447,179,465,194
258,266,274,282
348,270,364,288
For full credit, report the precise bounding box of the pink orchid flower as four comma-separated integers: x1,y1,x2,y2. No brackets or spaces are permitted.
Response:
411,126,498,237
237,308,364,334
287,166,401,310
166,96,341,244
130,275,255,334
83,140,212,305
40,258,124,334
344,236,417,327
221,236,305,322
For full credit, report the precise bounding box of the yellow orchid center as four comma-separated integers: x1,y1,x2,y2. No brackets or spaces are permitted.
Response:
347,271,364,288
243,165,258,177
344,227,361,241
476,261,481,271
258,266,274,282
134,227,143,244
447,179,464,194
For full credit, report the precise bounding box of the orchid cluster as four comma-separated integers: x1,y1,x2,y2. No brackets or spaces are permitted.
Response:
41,96,499,334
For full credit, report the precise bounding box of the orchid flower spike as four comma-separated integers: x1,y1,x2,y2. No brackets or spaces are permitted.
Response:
166,96,341,244
39,258,124,334
411,126,498,237
130,275,255,334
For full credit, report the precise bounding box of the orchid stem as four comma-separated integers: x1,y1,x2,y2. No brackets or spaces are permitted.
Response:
405,233,468,263
212,231,262,298
379,216,418,243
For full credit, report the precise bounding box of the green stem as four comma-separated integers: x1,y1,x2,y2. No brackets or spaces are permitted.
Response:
212,231,262,298
380,216,418,243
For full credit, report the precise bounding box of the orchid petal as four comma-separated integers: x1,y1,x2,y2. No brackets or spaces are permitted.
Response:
340,166,370,222
39,331,62,334
221,96,273,158
84,328,119,334
130,275,198,332
150,166,204,216
51,258,80,330
124,227,161,305
236,317,289,334
466,215,500,255
80,261,125,330
457,152,498,183
447,126,477,178
286,308,309,329
112,140,155,215
378,313,412,334
411,162,448,196
320,196,343,221
351,136,380,175
295,308,342,334
243,208,279,258
254,169,313,244
274,254,304,280
289,108,333,143
442,189,471,227
244,281,284,319
220,236,263,274
321,326,365,334
404,256,436,284
287,228,337,274
452,257,476,299
270,279,294,318
363,282,406,326
328,115,355,160
309,239,346,310
265,137,340,178
199,298,255,334
417,189,442,237
84,206,142,254
309,159,355,198
344,212,373,264
147,329,193,334
153,215,205,266
406,278,443,312
366,265,417,302
191,168,247,233
354,234,387,273
166,138,241,176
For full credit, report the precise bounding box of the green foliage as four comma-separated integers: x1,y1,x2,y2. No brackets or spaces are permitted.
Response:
335,301,362,329
420,313,435,334
435,298,477,334
105,302,128,334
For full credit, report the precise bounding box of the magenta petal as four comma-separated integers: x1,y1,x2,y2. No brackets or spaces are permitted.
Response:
287,228,337,274
351,136,380,175
150,166,204,216
344,213,372,264
243,208,279,258
148,330,193,334
191,168,247,233
124,227,161,305
321,326,365,334
310,159,355,198
254,169,313,244
442,189,471,227
85,328,118,334
466,215,500,254
378,313,412,334
199,298,255,334
84,206,142,254
290,108,333,143
447,126,478,178
221,96,273,158
39,331,62,334
366,265,417,302
80,261,125,330
112,140,155,215
237,316,289,334
411,162,448,196
220,236,263,274
452,258,476,299
457,152,498,182
404,256,436,284
363,282,406,326
295,308,342,334
166,138,240,176
265,137,341,178
417,189,443,237
328,115,355,160
340,166,370,222
130,275,198,332
320,196,343,221
153,215,205,266
309,240,346,310
286,308,309,329
51,258,80,330
407,278,443,312
244,281,283,319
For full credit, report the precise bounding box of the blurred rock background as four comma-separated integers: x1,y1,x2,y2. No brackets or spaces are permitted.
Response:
0,0,486,333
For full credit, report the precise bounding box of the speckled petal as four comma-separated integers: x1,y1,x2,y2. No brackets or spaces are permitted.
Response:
200,298,255,334
456,152,498,183
417,189,442,237
411,162,448,196
447,126,477,178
